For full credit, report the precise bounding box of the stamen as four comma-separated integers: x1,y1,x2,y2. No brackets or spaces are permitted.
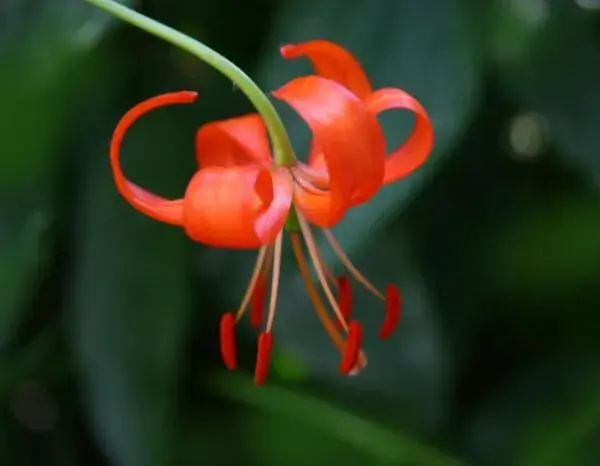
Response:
335,276,352,330
265,232,283,332
340,321,363,374
250,275,267,328
293,163,330,190
379,285,401,340
290,233,345,349
313,244,337,286
254,331,273,386
297,215,348,331
291,233,369,374
323,229,385,301
290,169,328,195
250,247,273,328
234,246,268,322
349,352,368,376
219,313,237,370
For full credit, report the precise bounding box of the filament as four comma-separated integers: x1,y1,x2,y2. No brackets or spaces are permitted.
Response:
323,229,385,300
235,246,268,322
265,233,283,332
290,233,345,350
297,215,348,331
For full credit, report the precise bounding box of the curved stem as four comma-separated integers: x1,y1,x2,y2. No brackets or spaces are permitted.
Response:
85,0,296,166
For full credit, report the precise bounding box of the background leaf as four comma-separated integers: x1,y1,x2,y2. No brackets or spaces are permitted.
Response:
64,81,193,466
465,353,600,466
494,0,600,181
0,0,131,349
2,0,600,465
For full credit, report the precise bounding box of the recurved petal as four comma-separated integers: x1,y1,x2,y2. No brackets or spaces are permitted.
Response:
182,166,292,249
280,40,373,100
273,76,386,226
110,91,197,225
365,88,434,185
196,114,273,168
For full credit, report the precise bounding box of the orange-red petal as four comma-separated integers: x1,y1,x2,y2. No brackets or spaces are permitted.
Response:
182,166,292,248
196,114,273,168
280,40,372,100
110,91,197,225
273,76,386,227
365,88,434,185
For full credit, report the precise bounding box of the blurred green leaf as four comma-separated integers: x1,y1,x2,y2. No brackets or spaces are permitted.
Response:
213,372,463,466
496,0,600,180
65,106,193,466
0,211,51,350
256,0,482,254
248,413,371,466
465,353,600,466
0,0,131,349
0,327,59,400
483,193,600,296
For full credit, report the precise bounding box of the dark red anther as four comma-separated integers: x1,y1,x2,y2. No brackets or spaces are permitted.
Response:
379,284,401,340
219,313,237,370
254,331,273,386
250,275,267,329
336,276,352,330
339,320,363,374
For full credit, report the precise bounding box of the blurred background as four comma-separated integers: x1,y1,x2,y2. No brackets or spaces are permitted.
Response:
1,0,600,465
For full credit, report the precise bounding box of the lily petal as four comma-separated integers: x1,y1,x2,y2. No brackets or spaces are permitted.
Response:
183,166,293,249
365,88,434,184
110,91,197,225
196,114,273,168
273,76,386,226
280,40,372,99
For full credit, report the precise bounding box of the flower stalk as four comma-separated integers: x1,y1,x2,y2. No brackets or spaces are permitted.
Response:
84,0,297,166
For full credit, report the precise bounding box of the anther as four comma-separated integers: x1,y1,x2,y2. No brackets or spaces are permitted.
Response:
336,276,352,330
340,321,363,374
219,313,237,370
254,331,273,386
379,285,401,340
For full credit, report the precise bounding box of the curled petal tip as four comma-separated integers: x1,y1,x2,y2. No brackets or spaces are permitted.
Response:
181,90,199,100
110,91,200,227
279,44,296,57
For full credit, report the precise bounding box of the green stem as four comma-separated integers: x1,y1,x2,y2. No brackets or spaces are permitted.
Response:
85,0,296,166
284,206,301,232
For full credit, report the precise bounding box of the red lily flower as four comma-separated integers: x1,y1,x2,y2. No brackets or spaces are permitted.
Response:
110,40,433,385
